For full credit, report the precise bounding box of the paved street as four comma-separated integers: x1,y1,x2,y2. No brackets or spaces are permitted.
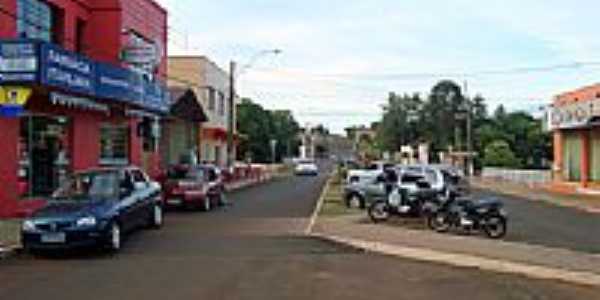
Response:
474,189,600,254
1,175,598,300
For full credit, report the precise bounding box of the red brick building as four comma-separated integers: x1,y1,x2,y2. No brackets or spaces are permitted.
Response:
0,0,169,217
551,83,600,190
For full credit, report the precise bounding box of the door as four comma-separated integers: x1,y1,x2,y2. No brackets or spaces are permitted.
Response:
563,131,582,182
118,170,139,232
590,130,600,182
130,169,152,227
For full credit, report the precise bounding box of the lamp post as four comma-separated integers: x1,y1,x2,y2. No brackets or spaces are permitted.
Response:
226,49,282,169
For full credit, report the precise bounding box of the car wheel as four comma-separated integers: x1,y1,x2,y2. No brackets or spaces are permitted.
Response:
108,222,122,252
368,201,390,223
346,194,364,209
149,204,163,229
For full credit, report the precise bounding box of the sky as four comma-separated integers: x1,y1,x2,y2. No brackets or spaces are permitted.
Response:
156,0,600,134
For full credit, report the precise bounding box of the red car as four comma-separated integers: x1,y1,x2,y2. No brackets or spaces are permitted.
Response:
161,165,226,211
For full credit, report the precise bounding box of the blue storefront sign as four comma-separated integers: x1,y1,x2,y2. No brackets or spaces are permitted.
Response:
40,43,96,96
96,62,144,105
0,40,169,113
0,41,38,84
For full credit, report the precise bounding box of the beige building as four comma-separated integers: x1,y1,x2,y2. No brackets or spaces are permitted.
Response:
168,56,236,167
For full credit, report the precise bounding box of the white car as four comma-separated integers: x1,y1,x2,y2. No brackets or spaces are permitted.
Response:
295,160,319,176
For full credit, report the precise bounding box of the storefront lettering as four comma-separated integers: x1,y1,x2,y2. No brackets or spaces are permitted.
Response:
47,67,93,91
47,49,92,74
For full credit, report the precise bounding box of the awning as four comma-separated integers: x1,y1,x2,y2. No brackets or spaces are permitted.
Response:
50,92,109,113
169,88,208,123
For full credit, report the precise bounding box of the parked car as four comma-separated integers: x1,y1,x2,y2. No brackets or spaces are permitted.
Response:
21,166,163,253
343,171,384,209
295,160,319,176
345,161,394,184
397,165,470,200
343,170,436,209
162,164,226,211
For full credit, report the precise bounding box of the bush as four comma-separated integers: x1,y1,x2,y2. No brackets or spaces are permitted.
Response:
483,140,522,168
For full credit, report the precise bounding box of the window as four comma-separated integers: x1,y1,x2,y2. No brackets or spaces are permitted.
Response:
208,88,216,111
17,0,53,42
75,18,86,54
218,91,226,116
100,124,130,165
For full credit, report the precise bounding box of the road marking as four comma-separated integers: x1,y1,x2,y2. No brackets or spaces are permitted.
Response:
305,172,334,235
311,233,600,288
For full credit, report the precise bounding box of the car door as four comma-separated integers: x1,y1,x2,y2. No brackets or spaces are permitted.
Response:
118,170,139,232
130,169,153,227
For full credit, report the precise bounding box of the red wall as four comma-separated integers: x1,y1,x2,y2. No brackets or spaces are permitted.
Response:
0,0,17,38
0,118,19,218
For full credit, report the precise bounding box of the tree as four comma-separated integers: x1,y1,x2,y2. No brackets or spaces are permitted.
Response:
483,140,521,168
236,99,301,163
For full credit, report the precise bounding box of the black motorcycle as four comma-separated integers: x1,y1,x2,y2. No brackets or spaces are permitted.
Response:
426,196,508,239
368,180,436,223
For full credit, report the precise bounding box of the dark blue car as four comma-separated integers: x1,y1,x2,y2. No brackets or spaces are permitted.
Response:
21,166,163,253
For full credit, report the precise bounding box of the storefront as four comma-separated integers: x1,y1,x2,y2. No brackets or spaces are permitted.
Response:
0,39,169,217
551,83,600,189
161,88,207,166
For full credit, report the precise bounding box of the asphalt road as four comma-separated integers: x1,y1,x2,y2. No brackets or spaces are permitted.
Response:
474,189,600,254
1,174,598,300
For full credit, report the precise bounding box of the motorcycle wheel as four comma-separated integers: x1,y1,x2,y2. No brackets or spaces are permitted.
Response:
368,201,390,223
427,211,451,233
483,215,507,239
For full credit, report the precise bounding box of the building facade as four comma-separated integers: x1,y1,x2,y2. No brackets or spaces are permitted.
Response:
0,0,169,217
551,83,600,189
168,56,236,167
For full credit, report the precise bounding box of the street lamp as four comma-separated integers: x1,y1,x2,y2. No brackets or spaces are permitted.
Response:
227,49,282,169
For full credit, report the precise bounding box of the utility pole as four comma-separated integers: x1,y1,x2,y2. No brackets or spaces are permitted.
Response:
464,80,474,177
227,61,236,169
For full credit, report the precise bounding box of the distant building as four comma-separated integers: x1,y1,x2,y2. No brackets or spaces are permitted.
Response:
168,56,236,167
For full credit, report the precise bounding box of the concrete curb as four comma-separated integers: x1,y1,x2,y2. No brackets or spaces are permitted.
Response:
310,232,600,288
304,172,335,235
0,245,20,260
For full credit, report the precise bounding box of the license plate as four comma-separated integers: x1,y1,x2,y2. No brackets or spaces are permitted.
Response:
41,233,66,244
167,198,183,205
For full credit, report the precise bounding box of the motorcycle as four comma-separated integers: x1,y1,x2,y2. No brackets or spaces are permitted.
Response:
368,180,435,223
426,196,508,239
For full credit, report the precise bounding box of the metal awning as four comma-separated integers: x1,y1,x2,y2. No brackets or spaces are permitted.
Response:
169,88,208,123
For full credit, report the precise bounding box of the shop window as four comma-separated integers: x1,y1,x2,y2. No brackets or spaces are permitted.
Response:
218,91,225,116
17,0,53,42
100,124,130,166
208,88,216,111
75,18,87,54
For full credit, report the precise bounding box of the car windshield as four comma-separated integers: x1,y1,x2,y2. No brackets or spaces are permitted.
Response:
53,171,119,201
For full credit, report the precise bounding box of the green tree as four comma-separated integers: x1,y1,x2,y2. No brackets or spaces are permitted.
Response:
236,99,301,163
483,140,521,168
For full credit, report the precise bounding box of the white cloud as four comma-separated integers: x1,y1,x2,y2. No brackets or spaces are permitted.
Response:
157,0,600,133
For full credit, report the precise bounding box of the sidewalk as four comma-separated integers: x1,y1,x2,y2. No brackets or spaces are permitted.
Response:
312,215,600,286
472,177,600,214
0,219,21,259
